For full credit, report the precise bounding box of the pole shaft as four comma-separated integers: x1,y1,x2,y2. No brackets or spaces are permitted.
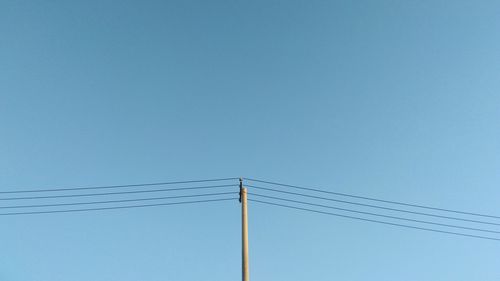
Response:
241,185,250,281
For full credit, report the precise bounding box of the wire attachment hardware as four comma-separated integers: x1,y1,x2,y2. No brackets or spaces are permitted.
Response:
239,178,243,203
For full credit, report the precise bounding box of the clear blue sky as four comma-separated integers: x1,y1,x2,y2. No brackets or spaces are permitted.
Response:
1,0,500,280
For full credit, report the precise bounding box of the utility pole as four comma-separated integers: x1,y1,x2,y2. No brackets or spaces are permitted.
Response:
239,178,250,281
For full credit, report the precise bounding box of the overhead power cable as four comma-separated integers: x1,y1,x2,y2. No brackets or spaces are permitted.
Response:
0,198,237,216
249,199,500,242
0,192,238,209
248,193,500,234
246,184,500,227
0,184,237,201
244,178,500,220
0,177,239,194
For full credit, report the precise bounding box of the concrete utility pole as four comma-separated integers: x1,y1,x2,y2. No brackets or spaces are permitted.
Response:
239,178,250,281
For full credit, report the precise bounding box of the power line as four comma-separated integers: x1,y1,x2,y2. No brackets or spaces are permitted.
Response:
0,177,239,194
0,198,237,216
248,193,500,234
0,184,237,201
249,199,500,242
244,178,500,220
0,192,238,209
246,184,500,227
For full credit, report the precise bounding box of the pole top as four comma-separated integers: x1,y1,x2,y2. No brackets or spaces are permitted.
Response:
239,178,243,202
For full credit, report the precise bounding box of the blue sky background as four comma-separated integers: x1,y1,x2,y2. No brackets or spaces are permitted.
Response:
1,0,500,280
